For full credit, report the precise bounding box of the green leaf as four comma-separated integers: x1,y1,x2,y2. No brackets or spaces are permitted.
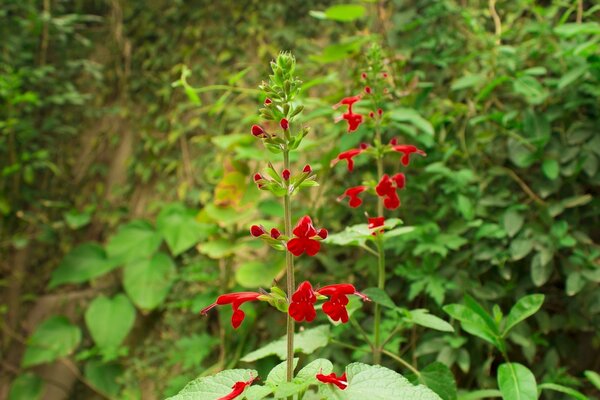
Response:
235,260,284,288
408,309,455,332
170,334,219,369
156,203,217,256
502,210,524,238
64,209,92,229
320,363,442,400
530,252,553,287
566,272,585,296
443,304,499,348
510,239,533,261
541,159,559,180
166,369,257,400
502,295,544,336
106,220,162,264
266,359,299,387
241,325,330,362
513,76,548,105
497,363,537,400
363,288,396,309
22,316,81,367
85,294,136,354
389,108,434,136
457,389,502,400
418,362,457,400
557,65,588,90
451,74,486,91
554,22,600,37
49,243,119,288
584,370,600,391
8,373,43,400
84,361,123,398
123,252,176,311
323,4,366,22
538,383,588,400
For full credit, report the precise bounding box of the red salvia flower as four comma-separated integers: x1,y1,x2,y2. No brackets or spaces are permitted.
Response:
316,372,348,390
251,125,265,137
217,375,257,400
201,292,262,329
287,216,324,256
316,284,369,323
332,148,365,172
368,216,385,235
333,95,364,132
250,225,266,237
289,281,317,322
391,144,427,166
375,174,404,210
338,186,367,208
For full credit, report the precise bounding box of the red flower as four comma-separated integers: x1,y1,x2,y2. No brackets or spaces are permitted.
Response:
250,225,266,237
375,173,406,210
391,144,427,166
217,376,257,400
282,169,291,180
333,95,364,132
317,228,328,239
251,125,265,137
368,217,385,229
317,284,369,323
280,118,289,130
316,372,348,390
338,186,367,208
253,173,263,182
332,148,365,172
287,216,325,256
201,292,262,329
289,281,317,322
270,228,281,239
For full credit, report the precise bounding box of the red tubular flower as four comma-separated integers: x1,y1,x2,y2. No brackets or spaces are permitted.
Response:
375,174,402,210
316,372,348,390
391,144,427,166
368,217,385,230
289,281,317,322
287,216,325,256
338,186,367,208
317,284,370,323
217,376,257,400
250,225,266,237
332,148,364,172
251,125,265,137
333,95,364,132
201,292,262,329
280,118,289,130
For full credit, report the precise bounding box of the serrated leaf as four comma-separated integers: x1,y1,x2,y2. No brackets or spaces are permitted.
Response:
123,252,176,311
106,220,162,264
241,325,330,362
166,369,257,400
49,243,120,288
85,294,136,354
502,294,544,336
497,363,537,400
22,316,81,367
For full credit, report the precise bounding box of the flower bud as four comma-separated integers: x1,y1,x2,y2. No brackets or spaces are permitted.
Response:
303,164,312,173
369,111,375,118
282,169,291,180
251,125,265,137
382,72,388,78
253,173,263,182
361,72,367,79
360,143,368,150
364,86,372,94
390,138,398,145
264,98,272,105
270,228,281,239
250,225,266,237
280,118,289,130
317,228,328,239
378,108,383,116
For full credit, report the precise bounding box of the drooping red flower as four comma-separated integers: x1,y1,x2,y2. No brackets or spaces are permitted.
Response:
316,372,348,390
217,376,257,400
333,95,364,132
332,148,365,172
375,174,402,210
338,186,367,208
288,281,317,322
201,292,262,329
316,284,370,323
286,216,325,256
391,144,427,166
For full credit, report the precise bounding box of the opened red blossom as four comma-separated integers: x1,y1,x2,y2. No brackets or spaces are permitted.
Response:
217,376,257,400
287,216,325,256
201,292,263,329
338,186,367,208
332,148,365,172
391,144,427,166
316,372,348,390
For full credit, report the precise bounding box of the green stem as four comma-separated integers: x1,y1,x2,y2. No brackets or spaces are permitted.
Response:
373,126,385,364
382,349,420,377
283,150,295,383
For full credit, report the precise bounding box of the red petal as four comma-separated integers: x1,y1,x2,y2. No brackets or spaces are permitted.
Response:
287,237,305,256
304,240,321,256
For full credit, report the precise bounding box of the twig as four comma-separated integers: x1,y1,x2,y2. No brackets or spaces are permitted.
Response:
500,167,547,206
349,317,374,348
576,0,583,23
382,349,420,376
488,0,502,45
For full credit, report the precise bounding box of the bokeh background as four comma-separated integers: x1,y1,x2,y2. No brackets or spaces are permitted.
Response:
1,0,599,399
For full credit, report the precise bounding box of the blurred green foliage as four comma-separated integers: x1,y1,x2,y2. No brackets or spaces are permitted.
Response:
1,0,599,399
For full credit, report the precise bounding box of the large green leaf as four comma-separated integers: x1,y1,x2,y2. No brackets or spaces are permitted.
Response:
241,325,330,362
166,369,257,400
497,363,537,400
502,294,544,336
84,360,124,398
105,220,162,264
235,260,284,288
407,309,454,332
156,203,217,255
22,316,81,367
417,362,457,400
443,304,499,348
49,243,119,288
85,294,136,354
8,373,43,400
389,108,435,136
319,363,442,400
123,252,176,311
363,287,396,309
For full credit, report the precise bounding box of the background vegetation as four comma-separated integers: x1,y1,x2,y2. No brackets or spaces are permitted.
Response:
1,0,598,399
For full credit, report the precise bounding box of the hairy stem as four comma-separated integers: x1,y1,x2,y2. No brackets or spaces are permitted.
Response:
283,150,295,383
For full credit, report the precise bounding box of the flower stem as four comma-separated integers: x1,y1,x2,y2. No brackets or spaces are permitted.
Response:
283,150,295,383
373,128,385,364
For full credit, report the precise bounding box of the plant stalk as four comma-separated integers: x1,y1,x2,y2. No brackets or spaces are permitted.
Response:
373,129,385,364
283,150,295,383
